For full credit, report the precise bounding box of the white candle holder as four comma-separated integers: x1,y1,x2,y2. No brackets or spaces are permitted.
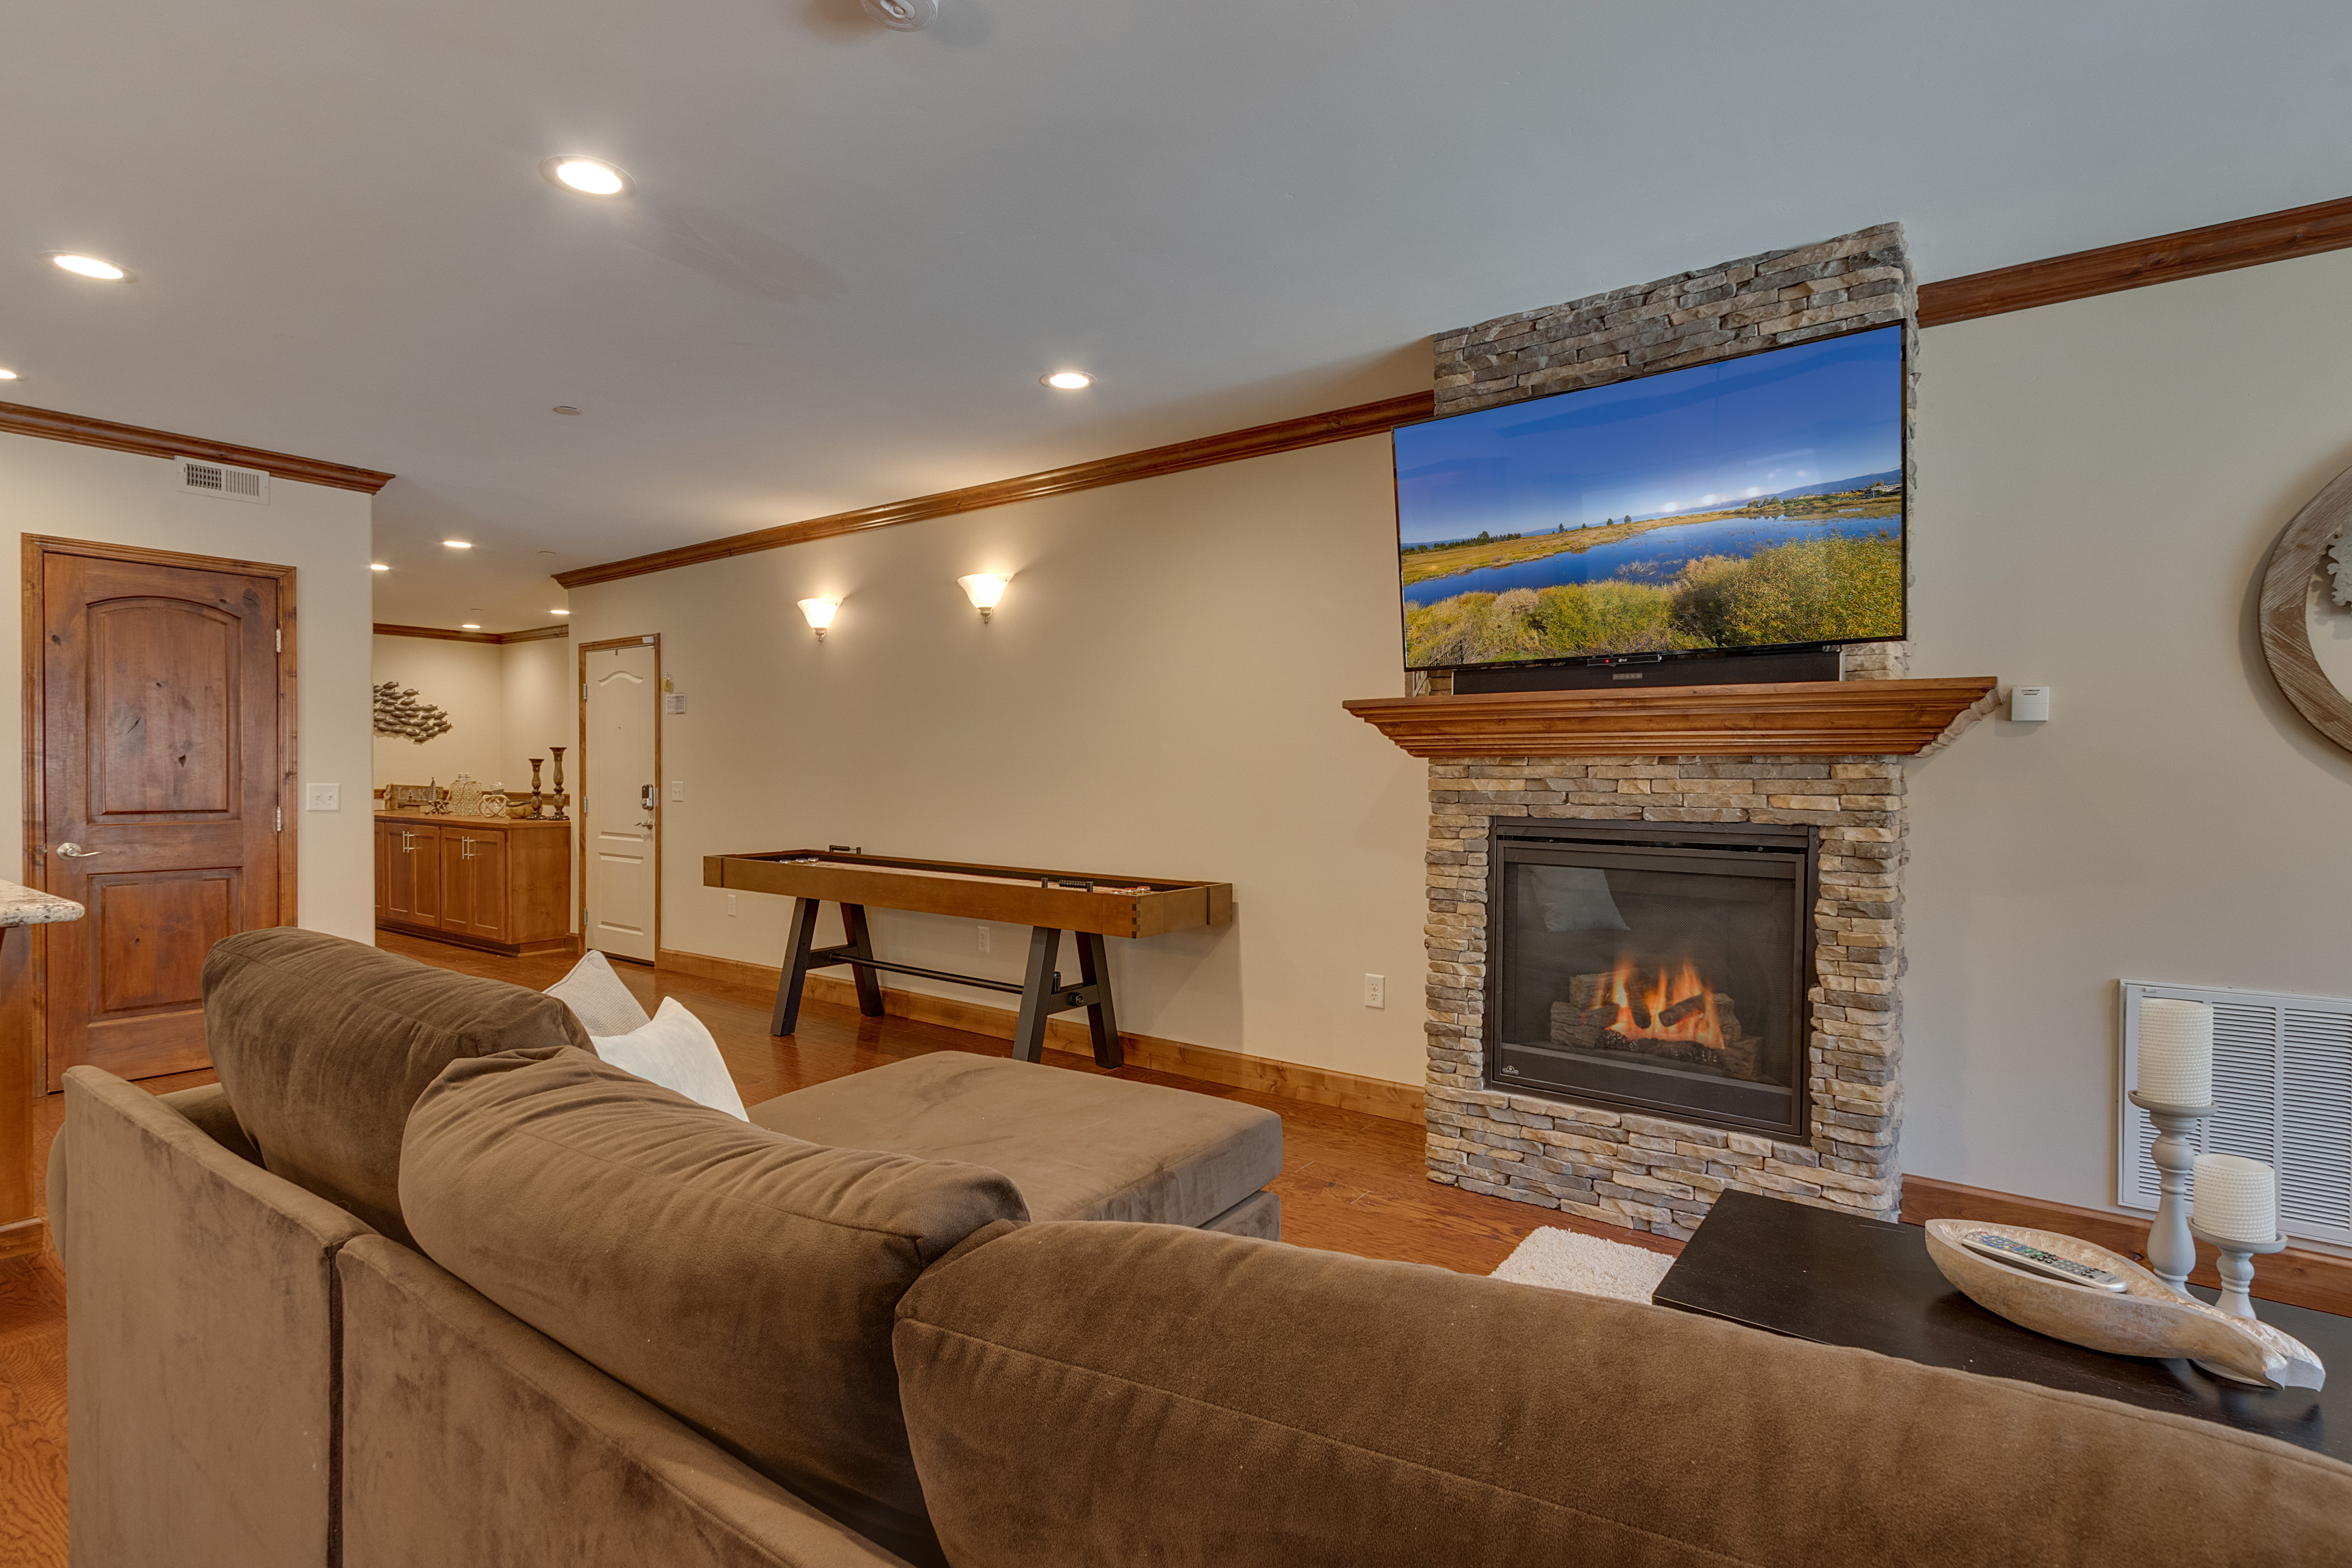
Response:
2186,1219,2285,1320
2127,1090,2213,1292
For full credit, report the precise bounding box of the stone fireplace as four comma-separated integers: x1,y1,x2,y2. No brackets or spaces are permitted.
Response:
1332,221,2008,1240
1422,749,1915,1237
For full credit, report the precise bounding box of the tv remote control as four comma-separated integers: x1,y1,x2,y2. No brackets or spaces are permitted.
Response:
1960,1230,2128,1292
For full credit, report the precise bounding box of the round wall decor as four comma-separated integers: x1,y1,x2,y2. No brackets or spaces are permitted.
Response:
2260,461,2352,756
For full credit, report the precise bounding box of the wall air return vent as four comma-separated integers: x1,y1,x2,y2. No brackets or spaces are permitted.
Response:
2118,980,2352,1246
176,456,269,503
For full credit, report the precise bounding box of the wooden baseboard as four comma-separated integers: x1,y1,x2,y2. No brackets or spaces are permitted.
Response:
654,948,1425,1124
0,1215,49,1263
1901,1174,2352,1318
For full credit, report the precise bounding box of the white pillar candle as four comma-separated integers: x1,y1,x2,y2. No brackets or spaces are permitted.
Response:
2137,998,2213,1106
2192,1154,2279,1244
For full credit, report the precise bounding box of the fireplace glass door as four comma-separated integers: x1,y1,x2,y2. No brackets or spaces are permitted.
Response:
1490,830,1809,1138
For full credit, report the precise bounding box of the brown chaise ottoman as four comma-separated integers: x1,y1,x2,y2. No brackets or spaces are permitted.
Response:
748,1052,1282,1238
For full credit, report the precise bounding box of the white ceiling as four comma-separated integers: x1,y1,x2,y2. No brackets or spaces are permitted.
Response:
4,0,2348,631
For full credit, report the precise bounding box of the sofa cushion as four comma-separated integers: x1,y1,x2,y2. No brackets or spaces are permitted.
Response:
892,1221,2352,1568
202,928,590,1245
748,1052,1281,1226
400,1045,1028,1568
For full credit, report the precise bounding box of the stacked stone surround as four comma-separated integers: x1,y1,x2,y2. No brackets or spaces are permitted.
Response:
1423,757,1906,1238
1417,226,1920,1238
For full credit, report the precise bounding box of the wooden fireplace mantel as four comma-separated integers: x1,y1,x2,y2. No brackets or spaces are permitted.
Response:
1341,677,2000,759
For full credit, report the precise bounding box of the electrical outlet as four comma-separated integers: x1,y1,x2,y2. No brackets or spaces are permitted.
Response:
726,894,738,917
1363,973,1385,1009
670,780,684,802
304,783,340,812
977,925,990,954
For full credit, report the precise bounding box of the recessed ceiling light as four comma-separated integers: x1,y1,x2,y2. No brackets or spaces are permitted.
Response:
443,539,473,549
369,563,390,572
541,157,631,198
1042,371,1093,390
460,624,481,631
50,253,128,281
550,608,571,615
552,405,581,415
0,368,17,381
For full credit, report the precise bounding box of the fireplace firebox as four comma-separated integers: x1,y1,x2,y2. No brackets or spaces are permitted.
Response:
1487,821,1817,1141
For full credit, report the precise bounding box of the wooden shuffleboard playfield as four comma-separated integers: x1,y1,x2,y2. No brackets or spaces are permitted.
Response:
704,850,1233,1066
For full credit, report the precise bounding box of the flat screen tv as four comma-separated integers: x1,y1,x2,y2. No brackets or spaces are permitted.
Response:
1392,323,1905,673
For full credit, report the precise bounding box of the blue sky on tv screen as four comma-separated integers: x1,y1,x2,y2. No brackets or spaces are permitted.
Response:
1393,325,1902,545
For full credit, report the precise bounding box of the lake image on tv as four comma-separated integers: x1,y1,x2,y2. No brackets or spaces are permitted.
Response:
1394,326,1905,669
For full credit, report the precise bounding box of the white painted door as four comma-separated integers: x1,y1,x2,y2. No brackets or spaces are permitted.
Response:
584,640,658,962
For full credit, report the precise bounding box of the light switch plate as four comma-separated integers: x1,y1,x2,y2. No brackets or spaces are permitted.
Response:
304,783,340,812
669,780,684,802
664,693,687,715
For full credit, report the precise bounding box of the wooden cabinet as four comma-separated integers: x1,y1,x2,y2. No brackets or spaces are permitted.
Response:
375,814,572,956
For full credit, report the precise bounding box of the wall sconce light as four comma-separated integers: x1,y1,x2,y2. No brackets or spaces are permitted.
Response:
798,598,839,641
957,573,1010,623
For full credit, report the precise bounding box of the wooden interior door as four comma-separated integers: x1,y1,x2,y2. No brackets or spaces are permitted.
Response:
33,541,291,1086
581,638,659,963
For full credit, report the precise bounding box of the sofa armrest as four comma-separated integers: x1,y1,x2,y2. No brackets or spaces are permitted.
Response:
64,1065,371,1568
339,1235,919,1568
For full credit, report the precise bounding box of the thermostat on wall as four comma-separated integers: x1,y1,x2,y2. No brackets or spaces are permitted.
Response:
2011,685,2051,722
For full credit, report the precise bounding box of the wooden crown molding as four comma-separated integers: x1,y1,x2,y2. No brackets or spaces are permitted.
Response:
1342,677,1998,759
510,199,2346,595
1916,194,2352,328
0,399,394,494
374,622,569,646
554,392,1434,590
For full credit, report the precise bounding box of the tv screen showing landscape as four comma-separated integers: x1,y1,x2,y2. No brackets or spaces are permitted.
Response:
1393,324,1905,670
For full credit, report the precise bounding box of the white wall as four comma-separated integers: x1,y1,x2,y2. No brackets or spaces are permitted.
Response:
569,438,1432,1083
1905,247,2352,1220
501,636,576,794
570,246,2352,1225
0,433,375,940
371,635,505,790
372,633,577,803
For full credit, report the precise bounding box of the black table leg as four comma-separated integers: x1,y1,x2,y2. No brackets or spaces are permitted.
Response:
839,902,885,1018
1075,930,1123,1068
771,897,822,1037
1012,926,1060,1063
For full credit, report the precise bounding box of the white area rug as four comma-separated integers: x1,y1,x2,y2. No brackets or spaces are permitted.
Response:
1490,1226,1674,1304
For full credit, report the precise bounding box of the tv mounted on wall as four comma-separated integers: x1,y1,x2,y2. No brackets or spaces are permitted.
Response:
1392,323,1905,675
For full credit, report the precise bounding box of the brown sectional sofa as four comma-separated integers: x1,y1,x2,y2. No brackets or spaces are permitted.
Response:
55,930,2352,1566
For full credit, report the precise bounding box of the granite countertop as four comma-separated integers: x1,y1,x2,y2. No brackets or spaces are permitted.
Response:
0,882,84,927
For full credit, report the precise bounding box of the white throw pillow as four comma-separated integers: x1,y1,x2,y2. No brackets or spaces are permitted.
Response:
544,949,653,1038
590,997,749,1121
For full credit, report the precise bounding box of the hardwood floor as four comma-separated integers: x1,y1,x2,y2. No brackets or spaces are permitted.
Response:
0,931,1676,1568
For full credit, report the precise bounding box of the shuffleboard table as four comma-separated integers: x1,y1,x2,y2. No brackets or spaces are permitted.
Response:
704,849,1233,1067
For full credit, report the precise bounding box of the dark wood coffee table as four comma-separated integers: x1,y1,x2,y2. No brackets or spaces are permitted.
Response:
1654,1189,2347,1462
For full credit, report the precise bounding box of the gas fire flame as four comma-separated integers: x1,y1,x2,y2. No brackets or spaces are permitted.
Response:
1592,957,1725,1048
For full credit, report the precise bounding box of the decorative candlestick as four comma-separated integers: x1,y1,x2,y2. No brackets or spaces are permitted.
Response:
2132,997,2216,1293
528,758,544,820
548,745,568,821
2129,1091,2214,1292
2190,1154,2283,1320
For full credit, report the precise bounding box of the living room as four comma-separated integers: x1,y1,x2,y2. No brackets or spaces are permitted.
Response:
6,4,2352,1564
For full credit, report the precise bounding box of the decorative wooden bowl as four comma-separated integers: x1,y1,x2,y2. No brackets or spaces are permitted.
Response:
1924,1220,2325,1390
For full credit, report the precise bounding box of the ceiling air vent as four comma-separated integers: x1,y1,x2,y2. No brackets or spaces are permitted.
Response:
177,456,269,504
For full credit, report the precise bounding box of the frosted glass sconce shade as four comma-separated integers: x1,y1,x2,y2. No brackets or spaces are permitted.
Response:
798,598,838,640
958,573,1010,622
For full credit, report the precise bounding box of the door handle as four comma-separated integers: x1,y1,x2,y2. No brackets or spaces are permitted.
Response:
55,842,104,858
